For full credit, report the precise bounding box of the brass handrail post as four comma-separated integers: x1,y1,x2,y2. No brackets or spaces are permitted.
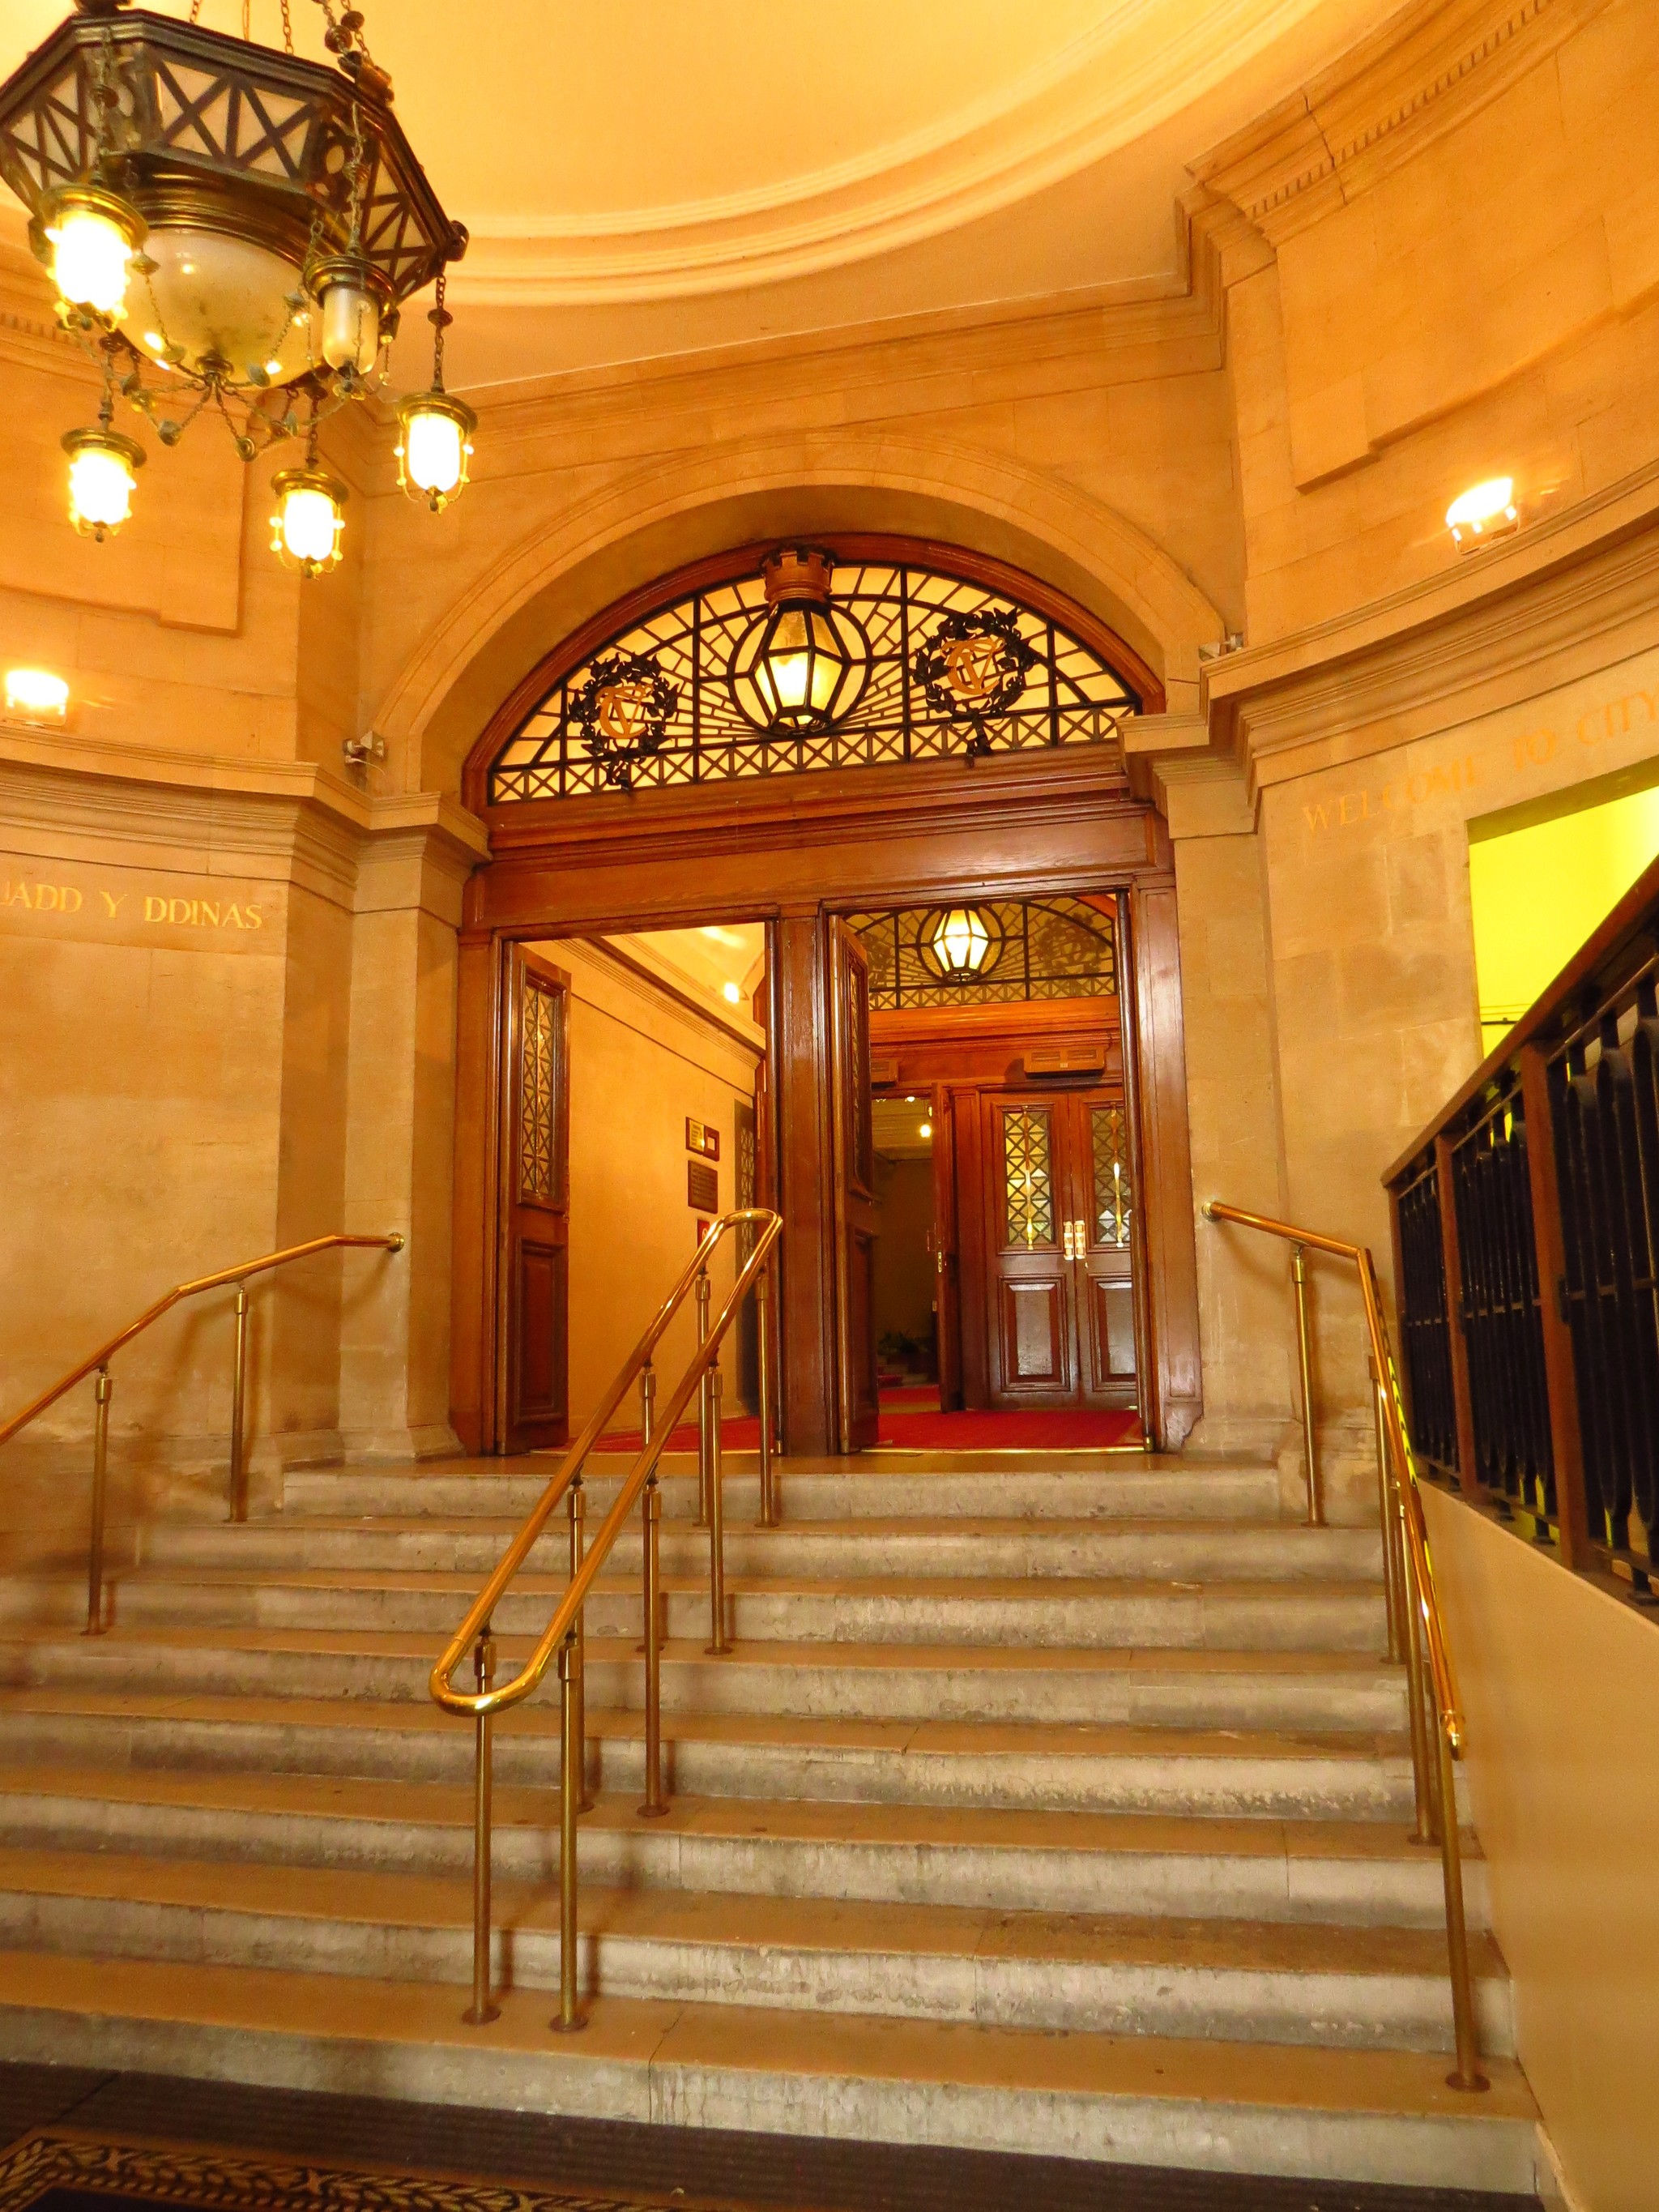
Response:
1290,1245,1321,1527
1435,1710,1489,2091
706,1361,730,1655
694,1270,711,1527
1371,1368,1405,1663
554,1631,586,2033
1396,1461,1437,1847
84,1366,111,1638
463,1624,499,2025
568,1473,592,1813
638,1474,666,1817
756,1264,777,1527
228,1282,249,1524
639,1360,655,1446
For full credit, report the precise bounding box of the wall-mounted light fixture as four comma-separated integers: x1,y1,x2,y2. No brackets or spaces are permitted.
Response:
3,667,69,724
1446,477,1518,551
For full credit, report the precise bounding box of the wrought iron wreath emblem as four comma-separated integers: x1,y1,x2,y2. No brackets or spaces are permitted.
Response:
911,606,1038,757
568,651,680,790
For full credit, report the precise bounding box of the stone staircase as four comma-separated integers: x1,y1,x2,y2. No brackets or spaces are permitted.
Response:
0,1451,1542,2194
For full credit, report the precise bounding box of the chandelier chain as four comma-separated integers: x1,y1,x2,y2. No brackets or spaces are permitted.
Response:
430,269,449,390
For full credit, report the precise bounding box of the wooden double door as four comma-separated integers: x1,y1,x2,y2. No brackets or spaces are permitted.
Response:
977,1086,1138,1409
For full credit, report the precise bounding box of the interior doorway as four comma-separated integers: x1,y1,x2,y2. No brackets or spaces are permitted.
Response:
855,893,1145,1449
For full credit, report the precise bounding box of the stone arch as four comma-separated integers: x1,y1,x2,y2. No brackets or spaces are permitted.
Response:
370,430,1224,798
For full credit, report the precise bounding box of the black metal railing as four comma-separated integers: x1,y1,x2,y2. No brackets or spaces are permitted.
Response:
1386,850,1659,1590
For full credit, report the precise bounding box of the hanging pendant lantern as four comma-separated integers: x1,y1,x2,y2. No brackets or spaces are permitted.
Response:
394,270,476,511
728,548,869,734
0,1,470,544
271,463,347,579
919,904,1004,984
63,425,144,538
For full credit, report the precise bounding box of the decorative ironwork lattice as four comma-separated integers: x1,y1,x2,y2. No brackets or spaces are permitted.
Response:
519,981,557,1202
1001,1107,1055,1249
488,558,1140,802
849,896,1116,1011
1091,1104,1132,1249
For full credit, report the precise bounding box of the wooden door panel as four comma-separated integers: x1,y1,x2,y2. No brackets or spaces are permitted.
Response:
932,1083,962,1410
1000,1277,1069,1390
499,946,571,1454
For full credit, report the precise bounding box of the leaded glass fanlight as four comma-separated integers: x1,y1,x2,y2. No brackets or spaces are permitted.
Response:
485,543,1145,802
848,896,1117,1012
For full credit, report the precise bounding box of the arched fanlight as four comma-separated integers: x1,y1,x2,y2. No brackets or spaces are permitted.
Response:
919,905,1004,984
728,548,869,733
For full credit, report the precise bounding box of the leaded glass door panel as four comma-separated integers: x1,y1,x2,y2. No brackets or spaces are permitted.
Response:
984,1093,1073,1402
498,946,570,1453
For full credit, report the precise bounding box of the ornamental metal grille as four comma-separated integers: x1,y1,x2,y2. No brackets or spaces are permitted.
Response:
488,557,1140,801
1091,1104,1133,1249
1001,1107,1056,1249
847,896,1117,1011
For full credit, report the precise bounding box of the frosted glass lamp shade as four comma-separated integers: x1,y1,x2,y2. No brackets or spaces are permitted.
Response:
395,390,477,510
270,466,347,579
62,426,145,540
45,187,144,321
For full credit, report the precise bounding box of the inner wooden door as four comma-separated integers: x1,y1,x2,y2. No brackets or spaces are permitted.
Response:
979,1085,1139,1411
497,944,571,1452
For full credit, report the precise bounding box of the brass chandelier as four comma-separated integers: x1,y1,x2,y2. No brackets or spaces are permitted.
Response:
0,0,476,569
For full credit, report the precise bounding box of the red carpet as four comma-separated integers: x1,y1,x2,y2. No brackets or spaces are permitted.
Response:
595,1405,1141,1452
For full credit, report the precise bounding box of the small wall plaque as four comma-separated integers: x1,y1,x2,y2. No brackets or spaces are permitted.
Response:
686,1117,720,1160
688,1159,719,1211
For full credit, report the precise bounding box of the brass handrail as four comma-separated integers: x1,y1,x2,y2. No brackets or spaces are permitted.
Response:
1202,1198,1486,2094
0,1231,404,1633
429,1206,783,2031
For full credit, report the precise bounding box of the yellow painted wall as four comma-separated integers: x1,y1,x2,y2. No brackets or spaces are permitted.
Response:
548,943,761,1428
1469,783,1659,1051
1420,1486,1659,2212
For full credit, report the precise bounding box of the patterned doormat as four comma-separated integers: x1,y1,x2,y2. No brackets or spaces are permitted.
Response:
0,2134,655,2212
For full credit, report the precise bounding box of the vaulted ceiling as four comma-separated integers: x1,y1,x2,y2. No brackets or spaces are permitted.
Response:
1,0,1381,386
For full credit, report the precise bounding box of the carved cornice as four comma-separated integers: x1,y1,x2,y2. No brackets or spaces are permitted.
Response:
1200,454,1659,788
1192,0,1611,248
0,726,486,906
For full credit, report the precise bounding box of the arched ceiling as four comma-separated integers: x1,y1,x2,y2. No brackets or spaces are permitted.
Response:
1,0,1379,383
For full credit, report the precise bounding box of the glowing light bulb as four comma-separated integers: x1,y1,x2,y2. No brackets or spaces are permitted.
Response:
1446,476,1518,549
62,428,144,540
722,981,743,1004
395,391,476,512
269,467,346,579
45,190,143,320
4,668,69,723
919,1121,932,1138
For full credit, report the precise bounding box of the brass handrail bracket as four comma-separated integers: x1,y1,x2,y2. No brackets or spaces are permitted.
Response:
1203,1198,1486,2094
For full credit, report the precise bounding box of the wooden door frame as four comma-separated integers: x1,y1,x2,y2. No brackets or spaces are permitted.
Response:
450,745,1202,1454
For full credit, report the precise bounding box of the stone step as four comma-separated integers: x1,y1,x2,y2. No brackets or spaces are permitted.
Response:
76,1569,1387,1654
134,1517,1380,1586
0,1685,1433,1819
0,1949,1542,2192
0,1770,1489,1928
283,1457,1286,1527
0,1845,1516,2057
0,1625,1405,1730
